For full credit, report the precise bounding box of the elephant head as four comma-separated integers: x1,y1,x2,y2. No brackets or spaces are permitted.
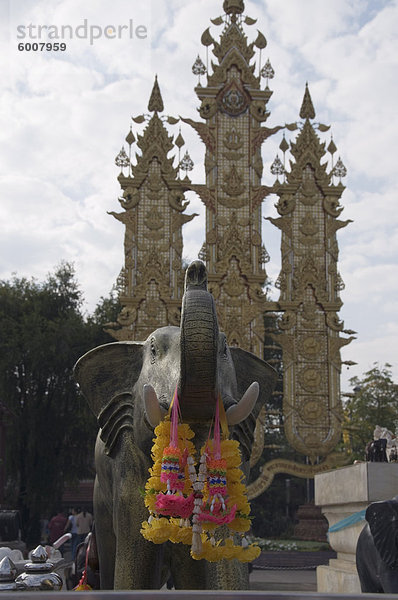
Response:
75,260,276,461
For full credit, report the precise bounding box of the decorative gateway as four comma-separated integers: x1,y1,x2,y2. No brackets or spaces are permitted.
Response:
141,390,260,562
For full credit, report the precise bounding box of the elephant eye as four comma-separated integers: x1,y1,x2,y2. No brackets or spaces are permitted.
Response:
222,338,228,359
150,338,157,364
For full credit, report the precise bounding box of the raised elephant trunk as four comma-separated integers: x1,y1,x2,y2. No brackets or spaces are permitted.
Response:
179,260,218,422
143,260,264,429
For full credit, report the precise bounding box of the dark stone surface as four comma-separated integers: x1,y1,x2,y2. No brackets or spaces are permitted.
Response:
253,550,336,570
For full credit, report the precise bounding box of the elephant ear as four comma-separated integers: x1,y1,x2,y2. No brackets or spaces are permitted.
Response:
74,342,144,456
366,499,398,568
230,347,277,462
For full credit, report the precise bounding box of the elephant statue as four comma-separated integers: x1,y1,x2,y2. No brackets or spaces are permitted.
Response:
356,497,398,593
74,260,276,590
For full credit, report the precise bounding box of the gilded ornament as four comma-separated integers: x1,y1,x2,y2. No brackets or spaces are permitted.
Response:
224,272,245,297
192,55,206,78
298,397,327,424
181,117,216,153
223,128,243,151
119,187,140,209
148,76,164,113
250,101,270,122
125,129,136,146
223,151,243,162
299,83,316,120
251,152,263,178
298,367,322,393
251,231,261,246
279,136,289,154
115,147,130,170
144,208,164,231
254,31,267,49
275,195,295,216
219,81,249,117
207,228,217,244
251,125,285,154
323,196,344,217
326,312,344,331
174,132,185,149
266,216,292,238
247,454,348,498
300,302,319,328
326,218,352,239
260,58,274,83
199,98,218,120
298,335,322,359
270,155,284,180
201,27,215,47
205,153,217,174
168,191,189,213
299,178,319,205
279,311,296,330
299,213,318,237
332,157,347,180
327,138,337,156
222,164,245,197
251,185,272,210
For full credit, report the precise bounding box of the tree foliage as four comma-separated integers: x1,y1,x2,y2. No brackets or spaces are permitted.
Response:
343,364,398,461
0,263,119,544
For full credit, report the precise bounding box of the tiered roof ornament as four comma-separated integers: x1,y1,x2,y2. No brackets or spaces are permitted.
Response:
265,84,353,466
106,77,197,341
183,0,296,356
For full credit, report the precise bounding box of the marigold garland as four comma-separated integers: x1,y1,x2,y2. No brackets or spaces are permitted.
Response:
140,391,260,563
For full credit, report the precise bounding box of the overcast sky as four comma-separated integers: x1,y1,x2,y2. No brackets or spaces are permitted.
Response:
1,0,397,390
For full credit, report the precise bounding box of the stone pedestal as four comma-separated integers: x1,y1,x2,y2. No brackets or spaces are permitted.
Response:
315,462,398,594
293,503,328,542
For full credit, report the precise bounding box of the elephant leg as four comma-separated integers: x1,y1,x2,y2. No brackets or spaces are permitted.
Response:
356,525,383,593
113,480,163,589
170,545,208,589
94,478,116,590
207,559,249,590
380,568,398,594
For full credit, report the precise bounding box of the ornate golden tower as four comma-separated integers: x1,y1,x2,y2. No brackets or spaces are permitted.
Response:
184,0,291,355
107,77,196,341
266,84,354,464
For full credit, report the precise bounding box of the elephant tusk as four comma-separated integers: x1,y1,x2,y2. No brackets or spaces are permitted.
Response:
143,384,167,428
226,382,259,425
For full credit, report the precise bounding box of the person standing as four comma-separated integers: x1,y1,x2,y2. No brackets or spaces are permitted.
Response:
48,510,68,555
76,509,93,546
65,507,79,558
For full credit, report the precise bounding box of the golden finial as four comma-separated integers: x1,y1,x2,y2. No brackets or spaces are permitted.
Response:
299,83,316,120
148,75,164,113
223,0,245,16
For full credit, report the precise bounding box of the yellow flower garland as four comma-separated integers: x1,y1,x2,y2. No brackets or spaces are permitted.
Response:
141,417,260,563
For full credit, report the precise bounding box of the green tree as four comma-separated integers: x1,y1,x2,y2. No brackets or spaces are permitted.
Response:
0,263,118,545
343,363,398,461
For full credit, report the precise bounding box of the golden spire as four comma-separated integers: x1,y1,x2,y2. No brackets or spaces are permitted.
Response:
299,82,316,120
223,0,245,16
148,75,164,113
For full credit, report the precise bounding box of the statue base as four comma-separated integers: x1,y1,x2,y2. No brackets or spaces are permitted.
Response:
315,462,398,593
293,503,328,542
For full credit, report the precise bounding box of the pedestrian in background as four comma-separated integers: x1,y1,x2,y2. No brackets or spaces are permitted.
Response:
76,509,93,546
65,507,79,558
48,510,68,555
